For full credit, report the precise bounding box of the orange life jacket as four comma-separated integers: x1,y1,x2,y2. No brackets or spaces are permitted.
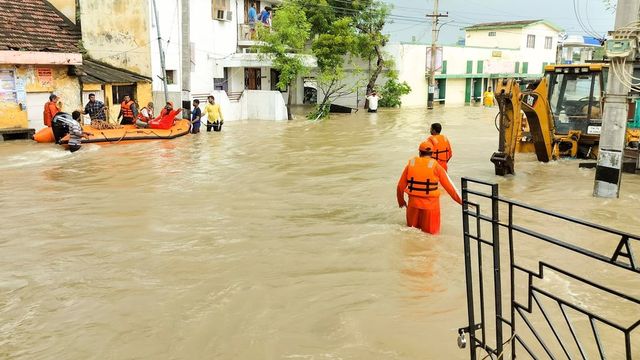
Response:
137,107,151,122
43,101,59,127
404,157,440,198
427,134,452,162
121,100,134,118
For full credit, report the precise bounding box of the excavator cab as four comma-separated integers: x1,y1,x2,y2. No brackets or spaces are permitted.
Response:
545,65,605,159
545,64,605,145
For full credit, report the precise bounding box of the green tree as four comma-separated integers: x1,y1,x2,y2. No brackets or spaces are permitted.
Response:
379,78,411,108
352,0,392,102
309,17,363,120
257,1,312,120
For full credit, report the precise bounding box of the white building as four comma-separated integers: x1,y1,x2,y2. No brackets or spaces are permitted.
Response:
390,19,562,107
150,0,314,121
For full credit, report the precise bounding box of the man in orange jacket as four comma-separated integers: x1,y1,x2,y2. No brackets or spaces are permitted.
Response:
43,94,61,127
424,122,452,171
397,141,462,234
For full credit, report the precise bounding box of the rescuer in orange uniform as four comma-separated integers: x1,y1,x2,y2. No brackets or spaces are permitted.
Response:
424,123,453,171
397,142,462,234
43,94,61,127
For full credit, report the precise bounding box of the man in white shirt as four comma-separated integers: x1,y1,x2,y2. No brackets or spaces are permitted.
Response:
366,91,381,113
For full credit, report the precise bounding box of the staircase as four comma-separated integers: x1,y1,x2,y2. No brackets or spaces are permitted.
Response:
228,92,243,102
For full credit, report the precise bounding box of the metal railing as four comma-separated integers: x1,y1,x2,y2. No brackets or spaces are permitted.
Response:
458,177,640,359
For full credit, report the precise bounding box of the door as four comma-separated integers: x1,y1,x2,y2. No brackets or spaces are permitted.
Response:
244,68,261,90
244,0,260,22
25,92,50,131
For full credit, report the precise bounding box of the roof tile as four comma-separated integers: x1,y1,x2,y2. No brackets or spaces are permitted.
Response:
0,0,80,53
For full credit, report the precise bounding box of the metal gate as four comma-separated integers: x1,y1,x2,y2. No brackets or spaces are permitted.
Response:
458,178,640,359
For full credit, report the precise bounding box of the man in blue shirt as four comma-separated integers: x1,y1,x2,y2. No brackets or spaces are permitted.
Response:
191,99,202,134
248,2,257,38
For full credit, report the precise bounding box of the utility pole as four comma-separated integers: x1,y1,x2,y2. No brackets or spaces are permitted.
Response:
151,0,169,104
593,0,640,198
426,0,447,110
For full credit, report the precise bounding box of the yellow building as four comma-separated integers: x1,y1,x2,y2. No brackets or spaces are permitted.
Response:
0,0,153,136
49,0,153,120
0,0,83,134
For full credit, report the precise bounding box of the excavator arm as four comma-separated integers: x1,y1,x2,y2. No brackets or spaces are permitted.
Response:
491,78,556,175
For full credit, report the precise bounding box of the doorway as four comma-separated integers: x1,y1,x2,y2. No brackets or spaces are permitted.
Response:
245,68,261,90
244,0,260,22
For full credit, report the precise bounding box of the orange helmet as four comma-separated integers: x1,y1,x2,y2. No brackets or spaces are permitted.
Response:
419,141,432,152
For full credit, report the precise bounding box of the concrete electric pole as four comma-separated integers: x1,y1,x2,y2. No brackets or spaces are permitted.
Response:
151,0,169,104
426,1,447,110
593,0,640,198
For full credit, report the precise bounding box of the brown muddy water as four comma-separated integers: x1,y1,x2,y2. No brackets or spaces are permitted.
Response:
0,106,639,359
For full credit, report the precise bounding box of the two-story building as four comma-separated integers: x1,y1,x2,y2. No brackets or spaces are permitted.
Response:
440,20,561,105
390,19,562,107
150,0,314,121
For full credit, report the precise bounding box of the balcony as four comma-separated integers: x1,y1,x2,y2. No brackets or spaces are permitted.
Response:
238,23,269,47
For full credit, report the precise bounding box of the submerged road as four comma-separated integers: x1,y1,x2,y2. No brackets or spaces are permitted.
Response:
0,106,639,359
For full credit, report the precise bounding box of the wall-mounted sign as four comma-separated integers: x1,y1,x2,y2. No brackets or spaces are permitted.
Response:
37,68,53,84
492,51,502,58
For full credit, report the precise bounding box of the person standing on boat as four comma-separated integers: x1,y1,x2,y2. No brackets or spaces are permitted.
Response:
396,142,462,234
204,96,224,132
117,95,138,125
191,99,202,134
43,94,61,127
83,93,106,121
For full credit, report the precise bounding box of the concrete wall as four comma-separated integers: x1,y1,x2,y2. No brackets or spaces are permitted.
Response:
466,28,522,49
518,24,559,74
387,44,428,107
79,0,152,77
242,90,288,121
0,65,80,129
48,0,76,23
444,79,467,105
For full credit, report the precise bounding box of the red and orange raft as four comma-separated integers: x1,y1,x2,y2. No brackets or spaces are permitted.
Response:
33,119,191,144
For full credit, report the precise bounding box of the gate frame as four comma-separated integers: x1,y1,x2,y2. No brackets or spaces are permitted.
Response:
459,177,640,360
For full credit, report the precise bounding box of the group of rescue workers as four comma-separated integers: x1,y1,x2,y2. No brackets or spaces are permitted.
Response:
42,93,225,151
396,123,462,235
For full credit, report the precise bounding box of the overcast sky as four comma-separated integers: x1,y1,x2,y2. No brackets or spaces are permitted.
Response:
384,0,616,44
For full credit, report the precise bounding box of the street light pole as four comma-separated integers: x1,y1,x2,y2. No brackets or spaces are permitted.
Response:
426,1,447,110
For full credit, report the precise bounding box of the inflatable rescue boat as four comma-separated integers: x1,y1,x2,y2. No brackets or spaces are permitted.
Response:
33,119,191,144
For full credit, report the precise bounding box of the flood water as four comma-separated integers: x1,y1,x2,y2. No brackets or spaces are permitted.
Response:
0,106,639,359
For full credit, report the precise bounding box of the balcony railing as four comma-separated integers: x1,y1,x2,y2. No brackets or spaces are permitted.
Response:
238,23,271,43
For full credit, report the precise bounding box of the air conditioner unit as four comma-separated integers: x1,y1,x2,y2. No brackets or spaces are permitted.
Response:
226,10,233,21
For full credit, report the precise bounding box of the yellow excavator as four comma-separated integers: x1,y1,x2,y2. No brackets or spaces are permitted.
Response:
491,64,606,175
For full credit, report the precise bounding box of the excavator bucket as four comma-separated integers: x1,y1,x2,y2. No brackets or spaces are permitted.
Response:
490,152,514,176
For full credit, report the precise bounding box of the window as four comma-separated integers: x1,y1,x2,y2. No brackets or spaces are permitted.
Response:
544,36,553,50
214,68,229,91
166,70,176,85
526,34,536,48
0,70,17,103
271,69,287,92
111,84,136,104
212,0,231,20
488,31,496,37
